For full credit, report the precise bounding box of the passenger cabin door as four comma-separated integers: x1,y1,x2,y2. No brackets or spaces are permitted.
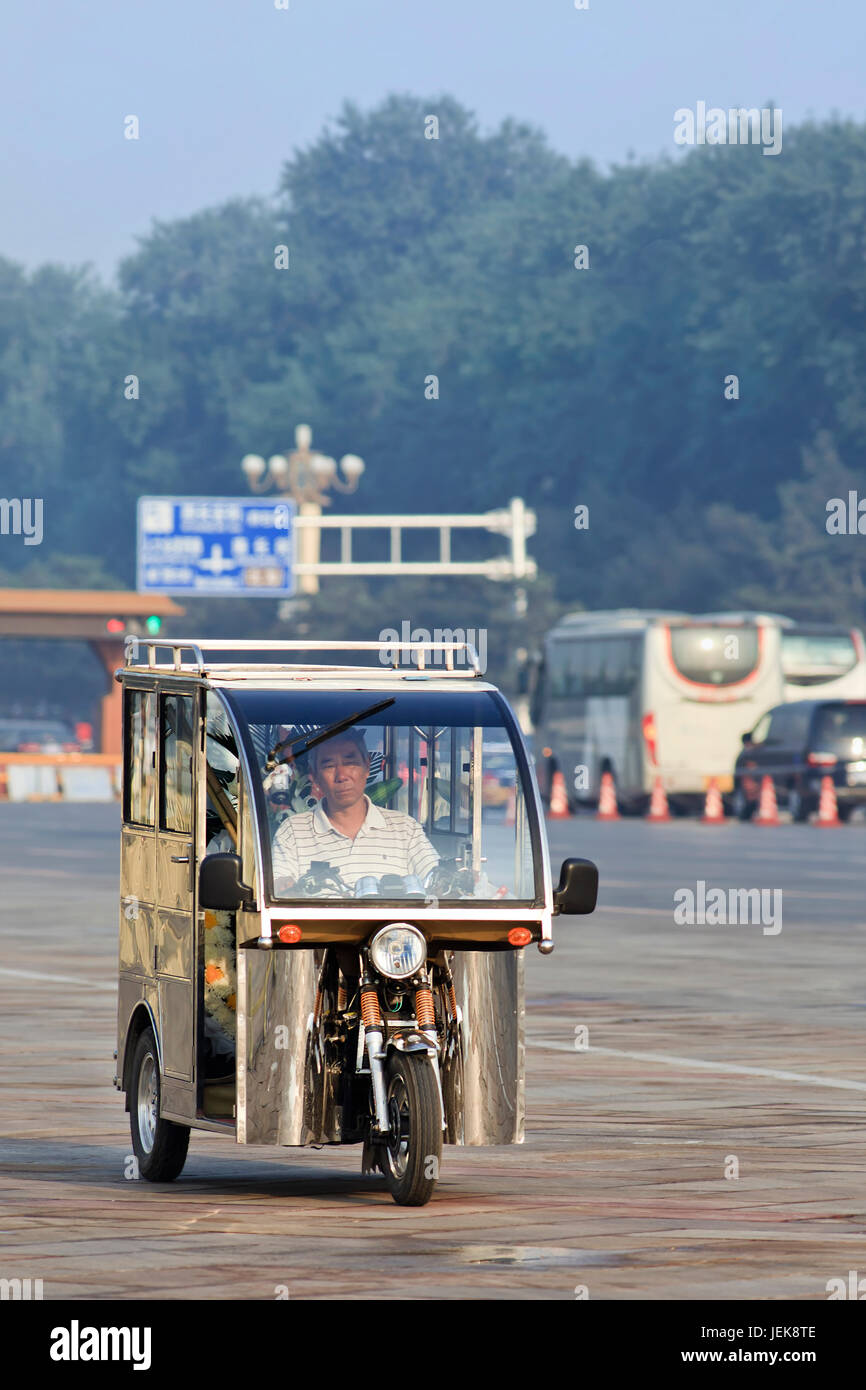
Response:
119,687,157,1069
155,690,197,1082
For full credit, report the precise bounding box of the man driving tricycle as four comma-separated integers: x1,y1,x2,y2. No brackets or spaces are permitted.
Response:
115,638,598,1205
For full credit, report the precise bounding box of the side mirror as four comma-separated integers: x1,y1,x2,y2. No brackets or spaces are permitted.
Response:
553,857,598,915
199,853,254,911
741,732,752,746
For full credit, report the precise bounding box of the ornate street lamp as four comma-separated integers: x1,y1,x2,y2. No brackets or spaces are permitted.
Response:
241,424,364,594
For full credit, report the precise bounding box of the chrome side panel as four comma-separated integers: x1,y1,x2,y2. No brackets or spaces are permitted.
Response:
451,950,525,1145
156,908,193,980
118,901,153,976
154,834,194,1082
159,978,193,1079
117,978,153,1083
121,828,156,910
156,836,194,910
236,943,525,1147
162,1075,198,1120
236,939,321,1146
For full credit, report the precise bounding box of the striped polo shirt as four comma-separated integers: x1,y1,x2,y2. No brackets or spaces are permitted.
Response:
271,795,439,889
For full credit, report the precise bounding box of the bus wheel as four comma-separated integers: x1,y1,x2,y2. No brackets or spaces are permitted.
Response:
129,1028,190,1182
731,784,755,822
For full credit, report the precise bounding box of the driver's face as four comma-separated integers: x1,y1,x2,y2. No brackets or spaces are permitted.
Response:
312,739,369,811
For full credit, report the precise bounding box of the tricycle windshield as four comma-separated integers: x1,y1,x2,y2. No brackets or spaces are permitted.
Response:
223,688,543,906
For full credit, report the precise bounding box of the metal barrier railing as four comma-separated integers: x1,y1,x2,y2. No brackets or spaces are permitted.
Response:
0,753,121,802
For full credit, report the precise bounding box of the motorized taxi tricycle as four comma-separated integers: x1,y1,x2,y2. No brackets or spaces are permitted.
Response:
114,638,598,1205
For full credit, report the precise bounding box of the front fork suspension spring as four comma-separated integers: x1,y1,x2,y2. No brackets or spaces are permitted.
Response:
414,985,436,1031
360,986,383,1029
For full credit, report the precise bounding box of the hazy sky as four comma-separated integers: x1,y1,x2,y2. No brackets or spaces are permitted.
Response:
2,0,863,281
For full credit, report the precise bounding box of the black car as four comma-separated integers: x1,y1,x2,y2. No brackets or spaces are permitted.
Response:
732,699,866,822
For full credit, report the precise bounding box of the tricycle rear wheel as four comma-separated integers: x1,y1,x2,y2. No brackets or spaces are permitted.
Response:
129,1027,190,1182
381,1052,442,1206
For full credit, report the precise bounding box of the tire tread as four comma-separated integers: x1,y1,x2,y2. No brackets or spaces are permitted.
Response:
129,1029,190,1183
382,1052,442,1207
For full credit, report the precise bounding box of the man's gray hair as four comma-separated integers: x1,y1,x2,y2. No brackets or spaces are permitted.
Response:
309,728,369,770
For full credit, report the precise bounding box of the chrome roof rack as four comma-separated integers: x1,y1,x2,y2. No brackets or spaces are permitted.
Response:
123,637,483,677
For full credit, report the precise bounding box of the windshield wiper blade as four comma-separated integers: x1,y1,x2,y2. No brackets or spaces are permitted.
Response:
267,697,396,767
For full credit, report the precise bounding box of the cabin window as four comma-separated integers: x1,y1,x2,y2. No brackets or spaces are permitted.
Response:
123,689,156,827
205,693,240,855
160,694,195,834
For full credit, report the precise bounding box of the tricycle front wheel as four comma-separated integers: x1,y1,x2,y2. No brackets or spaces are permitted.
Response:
381,1052,442,1206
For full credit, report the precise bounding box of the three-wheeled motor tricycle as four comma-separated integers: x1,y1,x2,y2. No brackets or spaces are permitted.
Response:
114,638,598,1205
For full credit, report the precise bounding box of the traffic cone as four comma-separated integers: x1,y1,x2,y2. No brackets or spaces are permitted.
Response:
646,776,671,823
754,775,780,826
701,777,726,824
596,770,620,821
816,775,840,827
548,770,571,820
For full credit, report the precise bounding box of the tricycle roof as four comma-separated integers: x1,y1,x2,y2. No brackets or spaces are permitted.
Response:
119,637,488,689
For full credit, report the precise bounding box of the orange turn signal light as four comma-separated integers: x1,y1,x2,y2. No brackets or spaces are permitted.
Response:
277,924,302,944
507,927,533,948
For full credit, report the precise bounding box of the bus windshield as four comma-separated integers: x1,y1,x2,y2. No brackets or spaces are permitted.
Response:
223,688,540,906
668,625,760,686
782,631,857,685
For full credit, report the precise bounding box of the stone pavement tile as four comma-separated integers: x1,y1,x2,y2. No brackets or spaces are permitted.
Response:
5,809,866,1298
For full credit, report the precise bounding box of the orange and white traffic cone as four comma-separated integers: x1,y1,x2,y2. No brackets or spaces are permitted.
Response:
816,775,840,827
646,776,671,823
596,770,620,821
548,770,571,820
754,775,780,826
701,777,726,824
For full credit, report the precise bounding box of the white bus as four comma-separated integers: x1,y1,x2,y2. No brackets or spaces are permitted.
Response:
779,623,866,701
530,609,784,812
705,613,866,701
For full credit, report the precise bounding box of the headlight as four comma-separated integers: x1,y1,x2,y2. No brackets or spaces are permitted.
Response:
369,923,427,980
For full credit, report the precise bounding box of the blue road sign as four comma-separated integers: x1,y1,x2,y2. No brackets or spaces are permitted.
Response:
137,496,296,597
